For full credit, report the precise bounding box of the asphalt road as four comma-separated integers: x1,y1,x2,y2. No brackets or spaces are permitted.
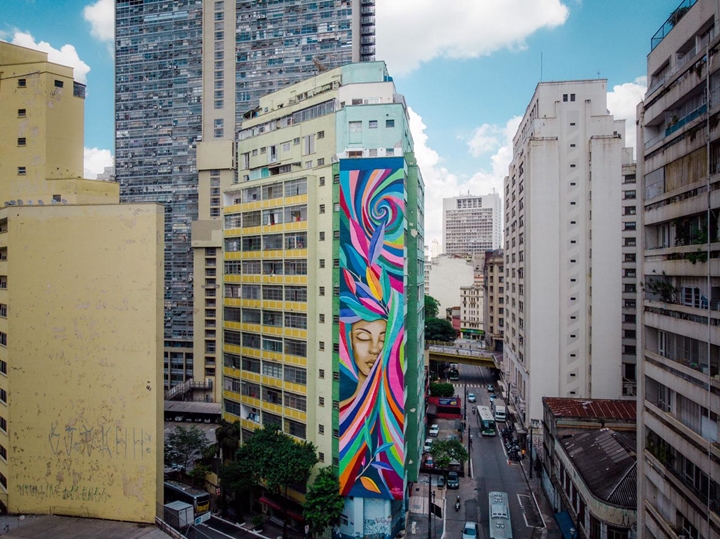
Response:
443,362,544,539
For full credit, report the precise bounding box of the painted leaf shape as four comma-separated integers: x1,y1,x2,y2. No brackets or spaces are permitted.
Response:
374,442,394,456
371,461,393,471
360,476,381,494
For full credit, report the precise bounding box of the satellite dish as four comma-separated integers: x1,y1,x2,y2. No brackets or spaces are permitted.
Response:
51,199,57,205
37,200,44,205
7,201,16,206
16,200,23,206
3,202,8,206
61,199,68,205
27,200,33,205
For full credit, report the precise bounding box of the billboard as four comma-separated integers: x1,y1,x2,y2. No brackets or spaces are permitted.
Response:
338,157,406,500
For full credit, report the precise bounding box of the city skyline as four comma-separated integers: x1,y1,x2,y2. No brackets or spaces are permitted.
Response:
2,0,684,246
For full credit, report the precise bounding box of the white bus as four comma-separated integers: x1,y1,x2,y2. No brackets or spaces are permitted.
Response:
476,405,496,436
488,491,513,539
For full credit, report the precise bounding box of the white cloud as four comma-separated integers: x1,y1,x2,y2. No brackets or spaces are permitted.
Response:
607,76,647,152
410,109,519,248
467,124,501,157
84,147,114,179
376,0,569,75
10,31,90,84
83,0,115,51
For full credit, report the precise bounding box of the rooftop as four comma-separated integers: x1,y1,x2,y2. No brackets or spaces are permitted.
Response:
0,514,169,539
543,398,637,420
560,428,637,508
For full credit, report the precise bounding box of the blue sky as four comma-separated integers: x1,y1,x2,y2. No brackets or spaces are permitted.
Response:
2,0,684,245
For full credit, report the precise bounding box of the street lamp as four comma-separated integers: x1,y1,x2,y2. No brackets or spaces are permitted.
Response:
529,419,540,479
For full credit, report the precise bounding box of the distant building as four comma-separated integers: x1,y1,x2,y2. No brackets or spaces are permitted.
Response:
541,398,637,539
504,80,628,430
482,249,504,353
637,1,720,537
442,193,502,256
0,42,162,522
425,254,476,315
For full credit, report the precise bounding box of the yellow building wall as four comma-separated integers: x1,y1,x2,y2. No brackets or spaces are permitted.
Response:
4,203,163,522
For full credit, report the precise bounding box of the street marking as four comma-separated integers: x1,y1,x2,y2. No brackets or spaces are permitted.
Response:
517,493,544,529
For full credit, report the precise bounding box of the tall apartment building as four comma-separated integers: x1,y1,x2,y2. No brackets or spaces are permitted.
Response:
220,62,423,538
115,0,375,395
636,1,720,538
442,192,502,256
483,249,505,353
1,42,162,522
621,158,639,399
503,80,627,430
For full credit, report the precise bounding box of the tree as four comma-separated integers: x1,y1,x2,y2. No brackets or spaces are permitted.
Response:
425,295,440,319
165,425,212,471
238,426,318,539
303,467,345,538
425,317,457,342
219,456,257,515
430,439,469,472
215,419,241,462
429,382,455,397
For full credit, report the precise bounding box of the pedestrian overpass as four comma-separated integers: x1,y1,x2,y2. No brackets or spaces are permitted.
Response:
427,343,498,370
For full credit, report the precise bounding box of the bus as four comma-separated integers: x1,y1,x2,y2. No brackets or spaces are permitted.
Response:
476,405,496,436
164,480,211,525
488,491,513,539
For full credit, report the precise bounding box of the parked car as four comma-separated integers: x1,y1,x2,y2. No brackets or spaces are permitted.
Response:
447,471,460,489
467,392,476,403
462,522,479,539
428,424,440,437
423,438,433,453
423,454,435,469
489,393,497,401
487,384,495,393
436,475,445,489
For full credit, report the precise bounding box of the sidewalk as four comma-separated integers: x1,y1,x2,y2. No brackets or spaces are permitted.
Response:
519,457,561,539
407,474,445,539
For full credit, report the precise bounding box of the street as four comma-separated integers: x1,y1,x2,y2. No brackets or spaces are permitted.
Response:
428,360,545,539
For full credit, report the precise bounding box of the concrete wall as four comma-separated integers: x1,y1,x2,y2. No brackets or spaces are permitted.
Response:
426,255,474,315
4,203,163,522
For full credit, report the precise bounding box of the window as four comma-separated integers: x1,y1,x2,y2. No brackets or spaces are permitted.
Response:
319,341,325,351
319,313,325,323
17,138,26,146
54,80,64,88
319,286,325,296
18,78,26,87
319,369,325,379
17,109,26,117
319,176,325,186
349,121,362,133
319,259,325,268
317,130,325,139
386,119,395,128
369,120,378,129
624,190,636,200
319,204,325,214
284,365,307,385
17,167,26,175
318,424,325,434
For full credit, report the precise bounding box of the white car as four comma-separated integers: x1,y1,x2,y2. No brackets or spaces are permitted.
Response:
428,424,440,437
462,522,479,539
467,392,476,403
423,438,433,453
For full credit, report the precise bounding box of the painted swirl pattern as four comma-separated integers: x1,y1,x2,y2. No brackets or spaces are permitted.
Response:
338,158,406,500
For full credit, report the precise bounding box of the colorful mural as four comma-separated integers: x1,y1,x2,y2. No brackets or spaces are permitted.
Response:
338,157,406,500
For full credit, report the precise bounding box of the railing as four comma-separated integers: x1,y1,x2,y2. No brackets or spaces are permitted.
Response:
164,378,214,400
665,102,706,136
651,0,698,51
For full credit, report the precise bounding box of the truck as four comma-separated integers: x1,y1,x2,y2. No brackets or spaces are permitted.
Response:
492,398,507,422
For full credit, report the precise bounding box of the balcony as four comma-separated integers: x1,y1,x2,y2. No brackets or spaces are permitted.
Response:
650,0,697,52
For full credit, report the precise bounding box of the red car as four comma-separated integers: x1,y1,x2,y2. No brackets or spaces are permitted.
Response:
423,455,435,469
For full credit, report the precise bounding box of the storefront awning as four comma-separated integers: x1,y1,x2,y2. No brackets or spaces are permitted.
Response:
554,510,577,539
259,496,305,523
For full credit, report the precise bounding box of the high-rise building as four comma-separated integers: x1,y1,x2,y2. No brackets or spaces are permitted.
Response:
115,0,375,394
221,61,423,538
442,193,502,256
483,249,505,353
1,41,162,522
636,1,720,537
503,80,628,430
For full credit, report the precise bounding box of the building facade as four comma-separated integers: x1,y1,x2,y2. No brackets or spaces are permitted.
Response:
425,254,476,315
115,0,375,396
220,62,423,538
483,249,505,353
637,1,720,538
503,80,627,430
442,193,502,256
1,42,162,522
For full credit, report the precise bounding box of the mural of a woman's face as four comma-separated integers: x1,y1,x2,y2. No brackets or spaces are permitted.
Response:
350,319,387,378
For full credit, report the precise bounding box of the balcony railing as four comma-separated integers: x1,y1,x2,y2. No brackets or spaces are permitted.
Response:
650,0,698,52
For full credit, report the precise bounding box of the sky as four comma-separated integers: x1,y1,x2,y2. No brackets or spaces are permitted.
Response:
2,0,685,246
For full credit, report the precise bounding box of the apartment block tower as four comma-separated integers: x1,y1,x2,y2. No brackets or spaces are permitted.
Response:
220,62,423,538
1,42,162,522
503,80,628,430
442,193,502,256
637,1,720,538
483,249,505,353
115,0,375,394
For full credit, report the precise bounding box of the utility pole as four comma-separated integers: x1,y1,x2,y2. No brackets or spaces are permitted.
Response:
427,480,432,539
528,422,533,479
